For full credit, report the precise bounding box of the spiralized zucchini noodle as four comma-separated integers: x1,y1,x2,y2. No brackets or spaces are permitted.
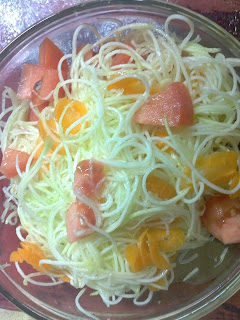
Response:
1,13,240,318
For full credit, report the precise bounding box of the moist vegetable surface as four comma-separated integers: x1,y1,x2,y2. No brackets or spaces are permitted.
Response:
1,14,240,318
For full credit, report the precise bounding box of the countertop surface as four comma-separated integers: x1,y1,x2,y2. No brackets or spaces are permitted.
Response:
0,0,240,319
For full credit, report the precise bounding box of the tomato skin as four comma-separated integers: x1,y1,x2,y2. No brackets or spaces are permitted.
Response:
66,201,96,243
29,103,48,122
74,160,105,199
39,37,68,71
0,148,31,179
77,45,95,61
201,195,240,244
111,41,135,67
39,68,67,99
29,90,49,121
133,82,194,127
17,64,67,101
17,64,45,100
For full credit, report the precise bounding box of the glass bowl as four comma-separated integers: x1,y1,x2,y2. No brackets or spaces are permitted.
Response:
0,1,240,319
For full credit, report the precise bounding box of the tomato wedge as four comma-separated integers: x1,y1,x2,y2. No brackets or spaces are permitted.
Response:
17,64,45,100
0,148,31,179
77,44,95,61
74,159,105,199
17,64,67,100
201,195,240,244
66,201,96,243
39,37,68,71
29,103,48,122
111,41,135,67
133,82,194,127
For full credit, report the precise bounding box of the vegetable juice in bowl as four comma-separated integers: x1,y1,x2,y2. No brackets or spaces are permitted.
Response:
0,1,240,320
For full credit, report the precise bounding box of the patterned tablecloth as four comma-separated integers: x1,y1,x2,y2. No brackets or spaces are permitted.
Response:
0,0,239,319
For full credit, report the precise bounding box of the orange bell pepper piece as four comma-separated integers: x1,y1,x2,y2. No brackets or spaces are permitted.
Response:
147,228,185,253
124,243,144,272
154,131,175,154
38,119,65,155
107,77,160,95
54,97,87,135
184,151,238,189
146,175,177,200
138,229,152,267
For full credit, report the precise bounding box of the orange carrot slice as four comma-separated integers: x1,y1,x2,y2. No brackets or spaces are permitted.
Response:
10,242,51,273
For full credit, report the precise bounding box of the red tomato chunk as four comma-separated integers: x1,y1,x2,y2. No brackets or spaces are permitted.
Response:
77,45,95,61
39,37,68,72
66,201,96,243
74,159,105,199
0,148,31,179
111,41,135,67
17,64,67,100
201,195,240,244
133,82,194,127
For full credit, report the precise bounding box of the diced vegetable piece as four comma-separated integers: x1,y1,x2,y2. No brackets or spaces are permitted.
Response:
39,37,68,71
201,195,240,244
124,244,144,272
229,172,240,199
112,53,131,66
38,119,65,154
54,97,87,134
154,130,175,154
17,64,45,99
17,64,67,100
66,201,96,243
147,276,166,291
60,275,71,283
111,41,135,66
107,77,160,95
146,228,185,253
74,159,105,199
0,148,30,178
33,136,53,162
39,69,67,99
77,45,95,61
146,230,170,269
133,82,194,127
185,151,238,187
125,227,185,273
138,229,152,267
29,103,48,122
10,241,51,273
31,89,46,106
146,174,177,199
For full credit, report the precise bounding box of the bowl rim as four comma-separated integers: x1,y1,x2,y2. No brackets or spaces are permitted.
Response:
0,1,240,320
